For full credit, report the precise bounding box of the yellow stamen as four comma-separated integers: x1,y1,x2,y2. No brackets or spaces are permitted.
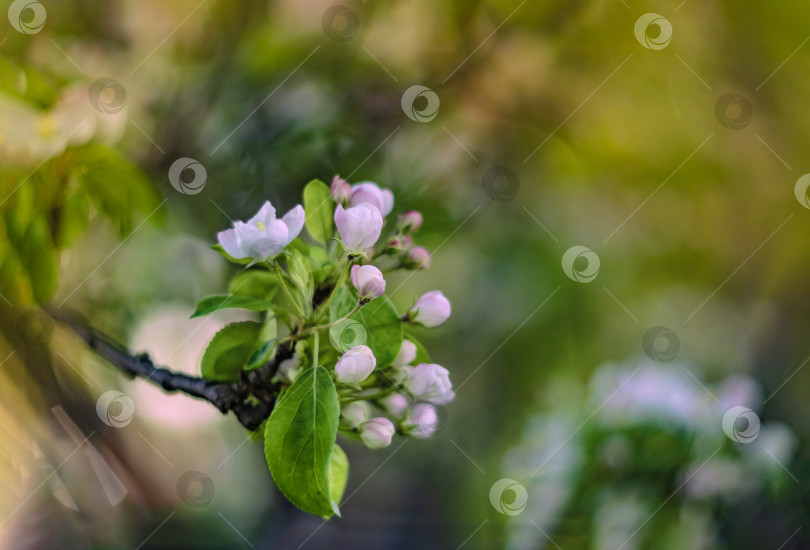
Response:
257,221,265,230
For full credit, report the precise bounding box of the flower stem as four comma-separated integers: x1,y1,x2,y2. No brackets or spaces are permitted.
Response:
313,330,319,368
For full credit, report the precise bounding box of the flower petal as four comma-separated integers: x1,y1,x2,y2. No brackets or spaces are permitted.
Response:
248,201,276,227
379,189,394,217
281,204,305,244
217,228,246,259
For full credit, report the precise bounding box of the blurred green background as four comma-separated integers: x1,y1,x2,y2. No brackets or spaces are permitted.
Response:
1,0,810,548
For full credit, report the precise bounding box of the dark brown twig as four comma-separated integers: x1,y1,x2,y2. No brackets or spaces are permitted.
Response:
51,309,293,431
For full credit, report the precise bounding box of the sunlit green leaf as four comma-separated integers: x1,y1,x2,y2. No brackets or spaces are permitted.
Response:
328,444,349,516
200,321,262,382
264,366,340,517
191,295,275,318
303,179,333,245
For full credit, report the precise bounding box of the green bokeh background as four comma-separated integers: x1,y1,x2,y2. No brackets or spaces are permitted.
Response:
1,1,810,548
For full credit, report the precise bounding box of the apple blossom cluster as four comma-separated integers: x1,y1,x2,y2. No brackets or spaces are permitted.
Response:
198,175,455,517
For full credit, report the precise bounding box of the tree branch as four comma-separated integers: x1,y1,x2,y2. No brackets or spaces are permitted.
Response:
51,310,293,431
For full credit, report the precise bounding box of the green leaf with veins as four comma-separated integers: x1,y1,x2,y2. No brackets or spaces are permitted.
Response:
303,179,334,245
264,366,340,517
229,269,279,300
200,321,262,382
191,295,276,318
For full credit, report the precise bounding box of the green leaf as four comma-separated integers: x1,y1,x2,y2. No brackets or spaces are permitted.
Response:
246,316,278,370
264,366,340,517
329,286,355,323
56,186,90,248
303,179,334,245
247,338,278,370
328,444,349,516
191,295,276,318
229,269,279,300
346,296,403,366
73,143,160,235
201,321,262,382
20,215,58,302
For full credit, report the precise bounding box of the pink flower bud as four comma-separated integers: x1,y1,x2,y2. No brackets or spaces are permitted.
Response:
335,345,376,384
350,264,386,300
385,236,404,253
398,210,423,233
349,182,394,217
360,417,395,449
335,203,383,253
404,246,431,269
331,175,352,204
392,340,417,367
379,393,409,417
409,290,451,327
405,403,439,438
340,401,370,428
385,235,413,254
405,363,454,404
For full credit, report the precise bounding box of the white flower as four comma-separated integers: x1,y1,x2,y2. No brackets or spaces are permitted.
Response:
405,403,439,438
409,290,451,328
392,340,417,367
406,363,454,404
217,201,304,261
335,345,376,384
349,182,394,216
340,401,370,428
335,203,383,253
360,417,395,449
351,264,386,300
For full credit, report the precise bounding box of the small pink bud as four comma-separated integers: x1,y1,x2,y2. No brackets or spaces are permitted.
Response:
335,345,376,384
379,393,409,417
360,417,395,449
404,246,431,269
392,340,417,367
330,175,352,204
405,363,454,404
409,290,451,327
398,210,423,233
405,403,439,438
350,264,386,300
340,401,370,428
385,236,404,253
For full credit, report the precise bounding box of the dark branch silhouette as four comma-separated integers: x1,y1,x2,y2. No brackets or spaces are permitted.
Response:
51,310,293,431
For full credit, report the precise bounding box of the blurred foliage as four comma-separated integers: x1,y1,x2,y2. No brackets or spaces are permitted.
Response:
2,0,810,548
